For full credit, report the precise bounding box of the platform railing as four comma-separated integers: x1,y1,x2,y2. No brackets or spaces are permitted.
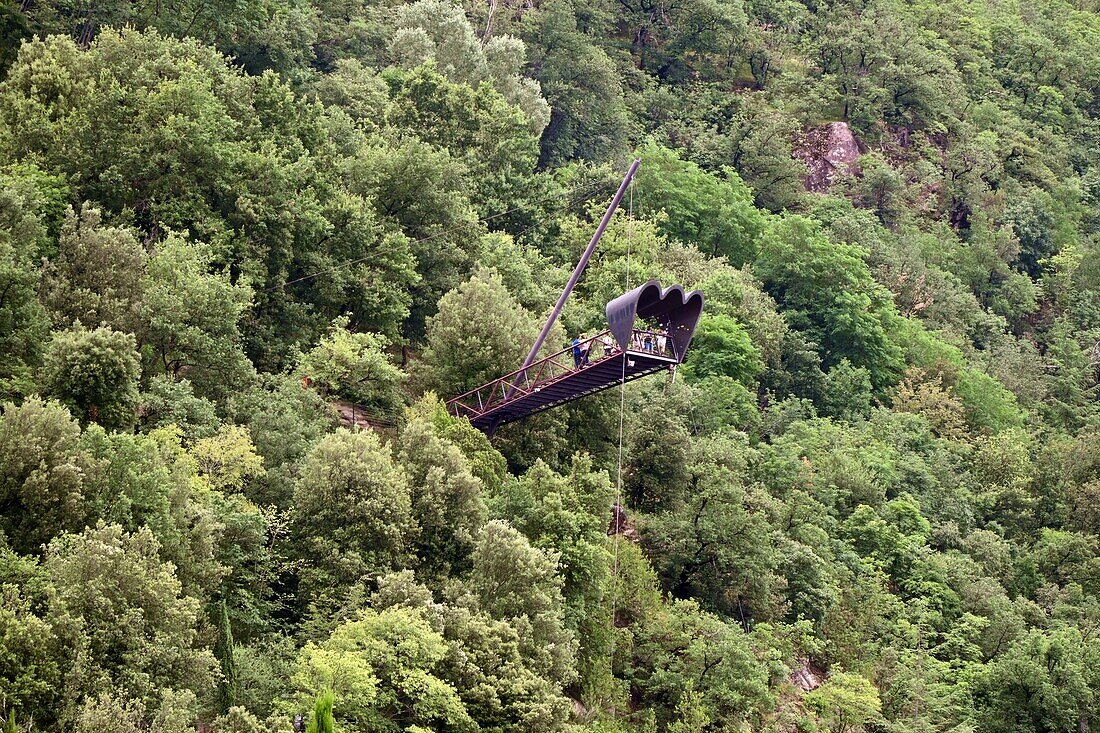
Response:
447,328,673,419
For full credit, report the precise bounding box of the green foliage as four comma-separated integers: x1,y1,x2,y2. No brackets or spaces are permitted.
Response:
491,456,614,700
406,394,508,494
624,399,691,512
636,142,765,265
40,205,145,332
805,671,883,733
0,234,47,400
682,314,763,385
298,317,405,415
76,427,227,597
0,398,89,555
137,377,220,439
416,269,538,396
139,234,254,400
391,0,549,135
291,607,476,733
629,600,773,728
645,433,781,618
225,373,335,507
41,324,141,430
45,524,217,725
468,521,577,687
2,0,1100,730
292,429,416,602
396,413,487,578
305,691,334,733
215,597,239,712
755,215,905,390
521,0,630,165
0,586,61,727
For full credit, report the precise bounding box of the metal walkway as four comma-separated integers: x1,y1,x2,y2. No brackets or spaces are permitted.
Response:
446,329,678,430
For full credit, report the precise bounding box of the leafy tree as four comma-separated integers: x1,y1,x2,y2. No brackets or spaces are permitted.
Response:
308,58,389,131
0,586,62,728
292,429,416,602
635,142,765,265
681,376,762,435
215,597,240,712
0,3,30,74
754,215,905,390
805,670,883,733
341,133,475,339
44,524,218,725
72,694,145,733
77,427,224,597
396,414,487,578
214,706,268,733
405,394,508,495
847,153,912,230
138,234,254,400
891,368,969,440
818,359,874,421
39,205,146,332
298,317,405,416
645,433,781,619
521,0,631,166
416,269,538,396
624,400,691,512
491,456,614,700
0,235,47,401
682,314,764,385
432,599,573,732
468,521,577,687
668,686,710,733
192,425,266,495
225,374,335,508
0,398,90,555
390,0,550,135
233,637,298,719
384,62,541,227
0,28,415,367
41,325,141,430
137,377,220,440
976,627,1100,733
630,600,772,728
291,607,476,733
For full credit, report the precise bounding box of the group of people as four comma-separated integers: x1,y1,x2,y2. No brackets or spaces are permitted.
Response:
632,328,670,355
571,326,672,368
571,333,614,367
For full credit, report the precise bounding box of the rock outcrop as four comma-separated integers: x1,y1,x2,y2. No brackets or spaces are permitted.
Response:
793,121,864,192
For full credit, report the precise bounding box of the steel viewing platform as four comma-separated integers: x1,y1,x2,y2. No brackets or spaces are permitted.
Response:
447,280,704,431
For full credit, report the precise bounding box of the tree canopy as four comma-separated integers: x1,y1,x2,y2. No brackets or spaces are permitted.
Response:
1,0,1099,730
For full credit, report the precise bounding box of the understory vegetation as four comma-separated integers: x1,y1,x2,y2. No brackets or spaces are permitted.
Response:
1,0,1099,730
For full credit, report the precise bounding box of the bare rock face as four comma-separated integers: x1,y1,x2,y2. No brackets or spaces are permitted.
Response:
607,501,640,542
790,658,824,692
793,121,864,192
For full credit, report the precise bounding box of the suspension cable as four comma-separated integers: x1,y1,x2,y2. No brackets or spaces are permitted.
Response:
608,175,634,718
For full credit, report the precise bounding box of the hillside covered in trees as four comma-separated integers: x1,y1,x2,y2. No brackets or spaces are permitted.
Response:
1,0,1099,730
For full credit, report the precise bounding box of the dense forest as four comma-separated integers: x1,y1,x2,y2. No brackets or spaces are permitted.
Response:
0,0,1099,730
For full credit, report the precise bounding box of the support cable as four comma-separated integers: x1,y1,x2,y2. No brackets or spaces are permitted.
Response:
608,175,634,719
